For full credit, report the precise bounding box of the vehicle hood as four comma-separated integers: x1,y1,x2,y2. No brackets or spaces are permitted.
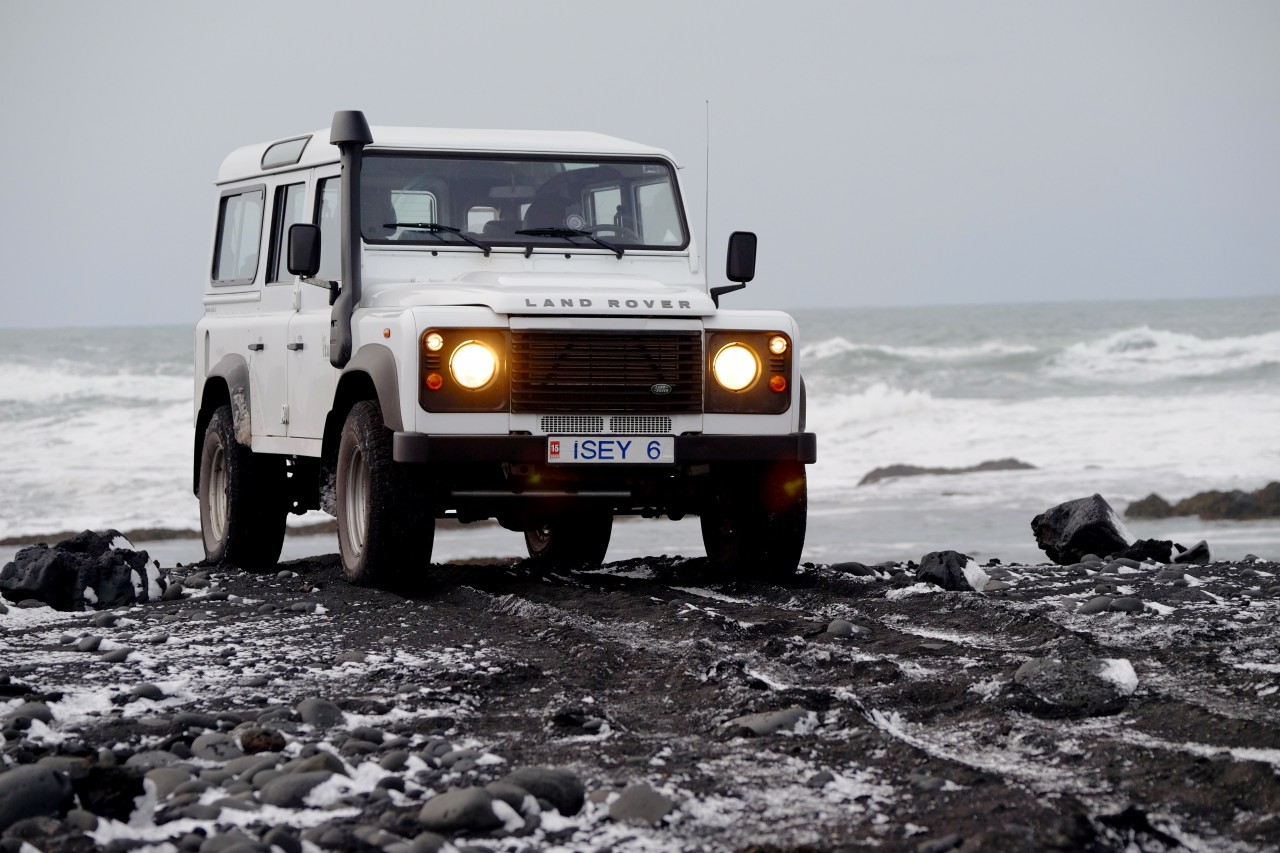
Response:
364,272,716,317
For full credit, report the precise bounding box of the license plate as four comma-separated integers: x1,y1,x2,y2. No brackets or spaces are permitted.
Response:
546,436,674,464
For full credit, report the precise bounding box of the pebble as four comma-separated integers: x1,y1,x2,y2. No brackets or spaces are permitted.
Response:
917,834,964,853
1094,583,1118,595
76,635,103,652
1154,569,1185,581
296,697,344,728
91,612,118,628
5,701,53,724
806,770,835,788
131,683,165,701
501,767,585,816
830,561,875,576
1013,657,1135,717
258,771,334,808
1110,596,1144,613
609,784,676,825
983,580,1012,592
417,787,503,833
1078,595,1113,615
145,767,194,799
239,728,286,754
192,732,245,761
1173,540,1212,565
101,648,133,663
336,651,367,664
0,765,75,832
162,583,185,601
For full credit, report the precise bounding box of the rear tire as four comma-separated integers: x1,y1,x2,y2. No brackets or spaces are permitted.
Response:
336,400,432,588
700,461,807,582
524,512,613,570
198,405,286,570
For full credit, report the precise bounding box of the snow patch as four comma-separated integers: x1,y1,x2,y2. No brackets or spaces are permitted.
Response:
1097,658,1138,695
962,559,990,593
886,583,937,600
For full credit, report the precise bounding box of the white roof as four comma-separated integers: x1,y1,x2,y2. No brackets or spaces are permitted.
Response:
217,124,678,184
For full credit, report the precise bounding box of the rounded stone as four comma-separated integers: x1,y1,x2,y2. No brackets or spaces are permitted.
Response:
609,784,676,825
0,765,75,832
1078,595,1114,615
192,732,245,761
500,767,585,816
76,635,102,652
101,648,133,663
1110,596,1144,613
417,787,502,833
296,697,344,728
258,771,334,808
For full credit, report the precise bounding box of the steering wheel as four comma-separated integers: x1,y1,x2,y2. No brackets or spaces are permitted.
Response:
585,223,641,242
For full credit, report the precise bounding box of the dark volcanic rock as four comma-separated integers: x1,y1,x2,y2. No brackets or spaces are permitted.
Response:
859,458,1035,486
0,765,74,832
915,550,977,591
73,766,145,823
1173,540,1212,565
0,530,165,611
1125,494,1174,519
1031,495,1131,565
1117,538,1174,563
1125,482,1280,521
1011,657,1136,718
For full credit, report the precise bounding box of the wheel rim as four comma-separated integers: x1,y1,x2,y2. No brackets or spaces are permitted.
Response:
345,444,369,558
208,441,228,543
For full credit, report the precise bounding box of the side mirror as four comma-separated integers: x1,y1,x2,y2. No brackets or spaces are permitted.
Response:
725,231,757,283
711,231,757,307
287,223,321,278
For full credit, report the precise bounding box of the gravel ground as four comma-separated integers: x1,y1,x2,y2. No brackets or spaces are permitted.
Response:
3,550,1280,852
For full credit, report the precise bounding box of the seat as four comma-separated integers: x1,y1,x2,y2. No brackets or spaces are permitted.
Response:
482,219,521,239
360,193,398,241
522,190,572,230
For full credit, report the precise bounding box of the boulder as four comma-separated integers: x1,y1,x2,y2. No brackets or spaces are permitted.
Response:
0,530,166,611
1011,657,1137,718
417,787,502,833
609,784,676,825
915,550,984,592
1031,495,1132,565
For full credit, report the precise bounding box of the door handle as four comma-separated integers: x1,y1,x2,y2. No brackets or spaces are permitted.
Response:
286,342,304,351
247,343,264,351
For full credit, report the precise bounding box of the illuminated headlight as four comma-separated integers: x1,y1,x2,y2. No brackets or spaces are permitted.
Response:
712,342,760,392
450,341,497,389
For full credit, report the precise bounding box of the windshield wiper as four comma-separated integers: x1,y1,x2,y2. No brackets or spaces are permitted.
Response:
515,227,623,259
386,222,491,257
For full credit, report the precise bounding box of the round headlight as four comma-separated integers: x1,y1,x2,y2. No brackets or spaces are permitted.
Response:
450,341,497,389
712,343,760,392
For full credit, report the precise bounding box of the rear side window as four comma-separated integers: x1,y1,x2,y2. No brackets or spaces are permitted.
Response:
213,188,265,283
316,178,341,281
268,183,307,283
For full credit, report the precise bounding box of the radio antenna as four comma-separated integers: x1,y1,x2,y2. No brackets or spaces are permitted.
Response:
704,99,711,277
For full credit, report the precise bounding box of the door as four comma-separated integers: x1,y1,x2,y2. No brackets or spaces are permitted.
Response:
288,172,341,439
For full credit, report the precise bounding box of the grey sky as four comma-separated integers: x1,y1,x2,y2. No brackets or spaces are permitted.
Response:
2,1,1276,327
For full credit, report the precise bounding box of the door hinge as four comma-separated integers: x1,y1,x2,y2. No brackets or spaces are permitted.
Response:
280,404,290,425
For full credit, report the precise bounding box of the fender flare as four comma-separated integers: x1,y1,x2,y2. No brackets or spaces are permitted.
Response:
193,354,252,494
344,344,403,431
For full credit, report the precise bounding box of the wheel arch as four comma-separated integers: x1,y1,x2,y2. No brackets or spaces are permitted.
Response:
321,347,401,498
193,355,251,494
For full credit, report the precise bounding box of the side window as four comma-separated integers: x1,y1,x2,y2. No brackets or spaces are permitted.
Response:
316,178,341,280
212,188,265,283
588,186,622,228
466,205,498,233
268,183,306,283
636,182,681,245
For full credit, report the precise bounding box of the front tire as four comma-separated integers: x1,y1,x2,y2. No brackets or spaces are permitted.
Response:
336,400,432,588
700,462,807,582
198,405,286,570
524,512,613,570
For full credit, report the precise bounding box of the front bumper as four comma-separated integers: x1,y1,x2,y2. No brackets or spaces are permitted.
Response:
393,432,817,464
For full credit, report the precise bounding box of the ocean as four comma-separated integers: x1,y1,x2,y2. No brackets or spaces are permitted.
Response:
3,296,1278,567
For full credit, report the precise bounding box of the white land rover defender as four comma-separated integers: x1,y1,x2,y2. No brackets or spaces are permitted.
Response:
195,110,816,587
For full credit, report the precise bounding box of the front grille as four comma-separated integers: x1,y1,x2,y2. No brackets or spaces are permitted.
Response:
540,415,605,434
610,415,673,434
512,331,703,413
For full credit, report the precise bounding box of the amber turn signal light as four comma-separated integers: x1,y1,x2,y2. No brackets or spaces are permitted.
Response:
425,372,444,391
769,374,787,393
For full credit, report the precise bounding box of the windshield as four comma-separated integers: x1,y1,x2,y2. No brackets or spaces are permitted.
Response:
360,153,688,251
